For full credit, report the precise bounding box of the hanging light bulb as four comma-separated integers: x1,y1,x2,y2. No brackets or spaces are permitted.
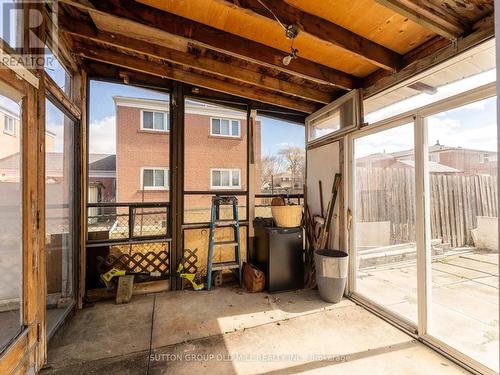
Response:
283,47,298,66
282,24,299,66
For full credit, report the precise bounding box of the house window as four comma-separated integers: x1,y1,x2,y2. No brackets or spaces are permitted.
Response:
210,118,240,137
211,168,241,189
4,115,15,135
479,153,489,163
141,110,168,131
141,168,169,190
429,153,440,163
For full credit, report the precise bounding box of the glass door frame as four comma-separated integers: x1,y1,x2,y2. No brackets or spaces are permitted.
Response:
44,94,81,341
346,81,497,375
0,62,44,374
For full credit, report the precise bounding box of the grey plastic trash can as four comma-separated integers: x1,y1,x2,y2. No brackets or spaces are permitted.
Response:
314,249,348,303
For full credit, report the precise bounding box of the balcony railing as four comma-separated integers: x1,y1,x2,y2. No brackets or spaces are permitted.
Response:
87,202,170,245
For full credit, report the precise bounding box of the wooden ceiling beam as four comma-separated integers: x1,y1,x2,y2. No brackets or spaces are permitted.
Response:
74,43,320,113
224,0,401,71
375,0,466,39
60,16,336,104
59,0,359,89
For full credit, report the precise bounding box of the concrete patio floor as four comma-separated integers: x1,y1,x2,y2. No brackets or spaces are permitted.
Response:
357,249,499,372
42,287,469,375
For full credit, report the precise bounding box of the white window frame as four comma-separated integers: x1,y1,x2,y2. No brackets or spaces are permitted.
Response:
140,110,169,132
210,168,241,190
210,117,241,138
346,81,496,375
140,167,169,190
306,89,361,145
4,114,15,136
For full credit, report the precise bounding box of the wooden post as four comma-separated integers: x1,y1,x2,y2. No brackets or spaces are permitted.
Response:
170,82,185,290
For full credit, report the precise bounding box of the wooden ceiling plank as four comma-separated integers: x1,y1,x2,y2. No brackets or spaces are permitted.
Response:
74,43,320,113
222,0,401,71
375,0,465,39
60,14,334,104
58,0,359,89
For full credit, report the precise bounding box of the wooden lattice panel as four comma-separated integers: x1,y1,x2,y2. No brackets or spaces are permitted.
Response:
98,249,170,273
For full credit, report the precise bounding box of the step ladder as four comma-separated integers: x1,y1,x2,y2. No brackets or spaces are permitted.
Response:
206,195,242,290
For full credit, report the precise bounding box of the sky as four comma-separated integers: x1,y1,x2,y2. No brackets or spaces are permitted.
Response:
86,80,305,156
356,95,497,159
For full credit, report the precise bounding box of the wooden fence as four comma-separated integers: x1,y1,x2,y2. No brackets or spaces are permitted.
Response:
356,167,498,248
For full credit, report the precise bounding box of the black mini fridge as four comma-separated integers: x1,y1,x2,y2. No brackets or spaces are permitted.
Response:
254,226,304,293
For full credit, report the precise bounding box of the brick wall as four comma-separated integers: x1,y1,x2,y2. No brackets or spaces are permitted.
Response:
116,105,261,204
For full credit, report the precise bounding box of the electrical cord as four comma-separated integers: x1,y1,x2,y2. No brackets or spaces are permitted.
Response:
256,0,287,31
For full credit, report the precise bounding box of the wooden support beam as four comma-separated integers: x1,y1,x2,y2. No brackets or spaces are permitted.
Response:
224,0,401,71
60,16,335,104
59,0,359,89
375,0,465,39
44,73,82,120
75,43,320,113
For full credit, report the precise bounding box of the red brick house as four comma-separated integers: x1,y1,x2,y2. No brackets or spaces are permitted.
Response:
113,97,261,204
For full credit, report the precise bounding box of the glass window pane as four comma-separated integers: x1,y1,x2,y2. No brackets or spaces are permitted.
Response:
212,170,221,186
211,119,220,135
0,91,22,350
44,47,72,97
232,170,239,186
143,169,154,187
154,112,164,130
143,111,154,129
231,120,239,136
154,169,164,187
308,98,354,142
221,119,230,135
221,170,230,186
45,98,76,335
426,96,499,372
0,2,21,48
354,122,417,323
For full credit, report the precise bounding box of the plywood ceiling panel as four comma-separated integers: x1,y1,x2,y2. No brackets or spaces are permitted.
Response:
284,0,436,54
137,0,378,77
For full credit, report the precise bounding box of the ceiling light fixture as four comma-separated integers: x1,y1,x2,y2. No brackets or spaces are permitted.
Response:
283,24,299,66
256,0,299,66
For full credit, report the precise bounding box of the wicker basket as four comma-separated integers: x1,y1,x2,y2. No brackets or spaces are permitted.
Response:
271,205,303,228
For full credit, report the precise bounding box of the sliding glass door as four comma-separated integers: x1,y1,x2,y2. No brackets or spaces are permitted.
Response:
349,88,498,374
352,120,418,325
425,96,498,373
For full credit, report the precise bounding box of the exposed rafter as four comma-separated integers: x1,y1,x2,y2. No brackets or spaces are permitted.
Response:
74,42,320,113
223,0,402,71
58,0,360,90
375,0,466,39
59,15,336,104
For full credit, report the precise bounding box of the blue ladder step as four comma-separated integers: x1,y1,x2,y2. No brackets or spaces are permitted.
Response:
211,261,240,271
214,220,238,227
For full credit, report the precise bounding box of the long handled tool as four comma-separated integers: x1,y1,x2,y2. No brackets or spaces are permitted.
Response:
318,173,342,249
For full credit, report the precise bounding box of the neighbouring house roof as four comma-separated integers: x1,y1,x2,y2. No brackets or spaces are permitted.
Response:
0,153,116,177
396,160,461,173
112,96,247,120
89,154,116,171
390,143,498,159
